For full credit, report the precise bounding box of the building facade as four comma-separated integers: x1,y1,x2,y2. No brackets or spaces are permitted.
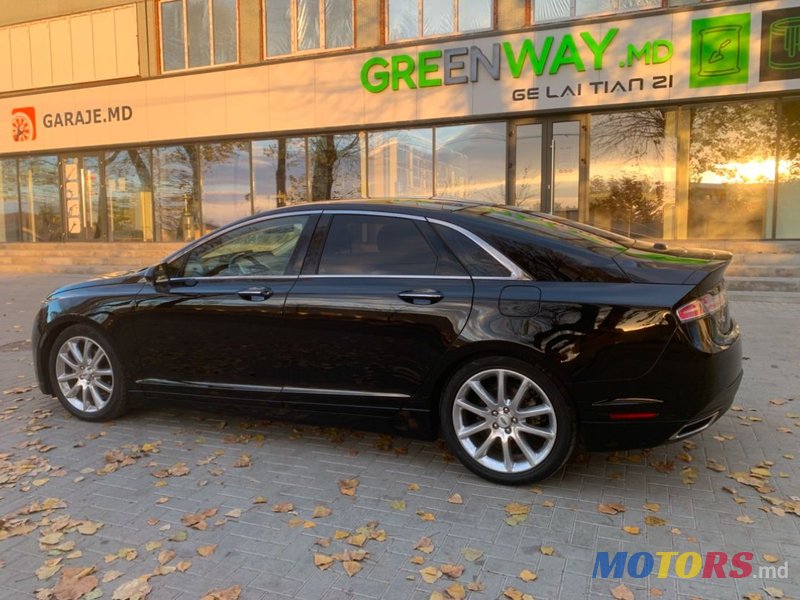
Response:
0,0,798,246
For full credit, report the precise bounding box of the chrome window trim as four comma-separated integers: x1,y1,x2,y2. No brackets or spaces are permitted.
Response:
301,274,471,280
167,275,299,283
321,209,426,221
427,218,529,281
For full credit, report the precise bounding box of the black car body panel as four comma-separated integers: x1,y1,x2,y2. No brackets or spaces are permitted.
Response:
34,199,743,456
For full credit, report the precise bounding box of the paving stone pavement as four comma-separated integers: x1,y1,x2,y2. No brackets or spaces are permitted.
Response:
0,273,798,600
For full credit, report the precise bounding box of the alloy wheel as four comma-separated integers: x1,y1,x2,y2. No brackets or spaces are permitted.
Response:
54,336,115,414
452,368,557,474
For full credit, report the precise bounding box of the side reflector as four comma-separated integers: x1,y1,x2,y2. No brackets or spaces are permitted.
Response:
609,412,659,420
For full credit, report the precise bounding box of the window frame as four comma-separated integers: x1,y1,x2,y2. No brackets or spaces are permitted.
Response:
158,0,240,73
527,0,666,24
263,0,356,58
385,0,495,44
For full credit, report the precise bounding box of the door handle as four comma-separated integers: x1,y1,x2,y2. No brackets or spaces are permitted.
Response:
237,287,273,301
398,289,443,305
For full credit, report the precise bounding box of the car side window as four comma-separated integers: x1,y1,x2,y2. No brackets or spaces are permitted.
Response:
433,223,512,278
180,215,309,277
318,215,456,276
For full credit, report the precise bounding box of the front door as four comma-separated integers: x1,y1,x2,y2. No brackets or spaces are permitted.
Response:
63,155,105,241
510,118,585,221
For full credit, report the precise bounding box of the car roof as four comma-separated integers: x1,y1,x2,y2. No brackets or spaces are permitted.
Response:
261,198,484,218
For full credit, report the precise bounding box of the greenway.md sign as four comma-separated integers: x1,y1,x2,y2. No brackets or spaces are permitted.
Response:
360,9,796,102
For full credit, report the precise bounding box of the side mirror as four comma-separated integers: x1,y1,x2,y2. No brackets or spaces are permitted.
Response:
144,263,170,287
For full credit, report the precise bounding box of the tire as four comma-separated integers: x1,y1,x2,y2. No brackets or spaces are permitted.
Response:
440,356,575,485
48,324,128,422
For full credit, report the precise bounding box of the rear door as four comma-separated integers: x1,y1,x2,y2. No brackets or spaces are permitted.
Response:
281,211,474,413
133,212,317,402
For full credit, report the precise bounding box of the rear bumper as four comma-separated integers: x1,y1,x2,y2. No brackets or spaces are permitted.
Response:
579,335,742,451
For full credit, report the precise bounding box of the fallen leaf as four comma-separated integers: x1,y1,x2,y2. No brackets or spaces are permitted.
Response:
643,503,660,512
144,541,161,553
650,589,663,598
157,550,175,566
272,503,294,513
200,585,241,600
503,587,534,600
312,505,331,518
737,515,755,524
467,582,485,592
53,567,99,600
416,537,434,554
314,554,334,571
338,479,359,496
342,561,362,577
103,571,123,583
197,544,217,557
598,503,625,515
252,496,267,504
176,561,191,572
35,558,62,581
461,547,483,562
347,534,367,547
407,483,420,491
763,588,784,599
446,582,466,599
448,493,463,504
763,553,780,563
417,510,436,522
440,564,464,578
645,516,667,526
519,569,537,582
612,583,634,600
169,531,188,542
420,566,442,584
334,530,349,540
540,545,554,556
505,502,530,515
744,593,764,600
410,556,425,565
232,454,251,468
389,499,406,511
623,525,641,535
77,521,102,535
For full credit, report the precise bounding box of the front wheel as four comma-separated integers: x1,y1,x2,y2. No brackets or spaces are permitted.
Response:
440,357,575,485
49,325,128,421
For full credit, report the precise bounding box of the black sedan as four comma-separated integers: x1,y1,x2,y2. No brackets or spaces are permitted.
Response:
33,200,742,484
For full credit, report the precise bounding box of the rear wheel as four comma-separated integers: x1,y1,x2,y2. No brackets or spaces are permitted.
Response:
440,357,575,484
49,325,128,421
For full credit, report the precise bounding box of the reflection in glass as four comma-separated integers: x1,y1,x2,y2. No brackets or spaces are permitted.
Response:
689,102,776,239
435,123,505,203
298,0,320,50
423,0,454,37
552,121,580,220
389,0,419,41
266,0,291,55
536,0,660,21
153,145,201,242
325,0,353,48
368,129,433,197
19,156,61,242
459,0,492,31
309,134,363,200
515,124,543,211
200,142,252,231
106,149,154,241
64,156,105,241
0,159,20,242
212,0,238,64
778,100,800,239
253,138,308,211
589,110,677,238
161,0,186,71
187,0,211,68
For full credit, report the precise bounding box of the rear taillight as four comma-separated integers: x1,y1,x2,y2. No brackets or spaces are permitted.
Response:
676,288,727,323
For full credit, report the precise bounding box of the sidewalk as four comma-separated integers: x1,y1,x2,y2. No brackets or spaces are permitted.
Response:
0,274,798,600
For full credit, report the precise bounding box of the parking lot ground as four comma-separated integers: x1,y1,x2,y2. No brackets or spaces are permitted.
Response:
0,273,798,600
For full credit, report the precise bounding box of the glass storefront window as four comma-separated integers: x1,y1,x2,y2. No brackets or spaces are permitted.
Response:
266,0,353,56
200,142,252,231
777,100,800,239
308,133,364,200
253,138,308,210
534,0,660,22
588,110,678,238
18,156,61,242
106,149,154,241
688,102,777,239
368,129,433,197
435,123,505,203
153,145,202,242
388,0,492,41
0,159,20,242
